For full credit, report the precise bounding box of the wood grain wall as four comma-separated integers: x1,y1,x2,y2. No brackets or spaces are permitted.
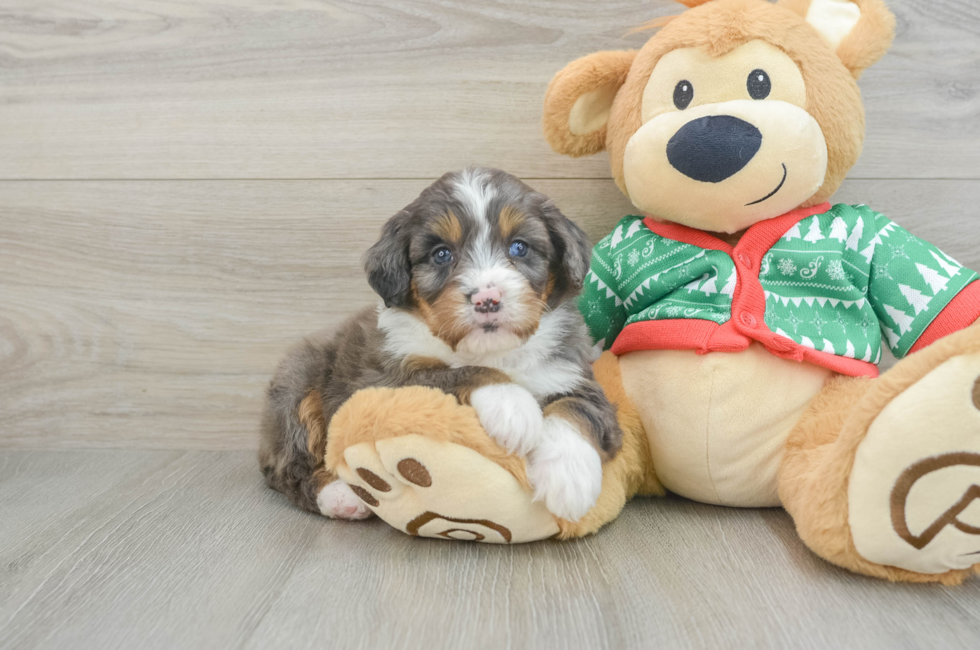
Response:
1,0,978,449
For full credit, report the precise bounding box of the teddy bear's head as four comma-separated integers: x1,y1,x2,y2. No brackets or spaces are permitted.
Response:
544,0,895,234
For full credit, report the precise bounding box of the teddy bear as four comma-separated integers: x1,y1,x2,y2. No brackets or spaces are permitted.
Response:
323,0,980,584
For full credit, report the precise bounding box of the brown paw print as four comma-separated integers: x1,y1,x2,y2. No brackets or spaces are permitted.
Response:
334,433,559,543
347,457,514,542
891,453,980,550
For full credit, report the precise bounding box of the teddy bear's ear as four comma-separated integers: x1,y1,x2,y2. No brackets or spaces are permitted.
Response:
780,0,895,78
543,50,636,157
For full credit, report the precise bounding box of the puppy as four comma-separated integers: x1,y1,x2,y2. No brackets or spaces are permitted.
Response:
259,167,621,522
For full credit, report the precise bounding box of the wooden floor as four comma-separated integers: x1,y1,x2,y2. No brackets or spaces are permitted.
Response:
1,449,979,650
2,1,980,648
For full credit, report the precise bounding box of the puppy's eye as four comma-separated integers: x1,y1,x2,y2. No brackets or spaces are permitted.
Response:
747,69,771,100
432,247,453,265
508,241,529,258
673,80,694,110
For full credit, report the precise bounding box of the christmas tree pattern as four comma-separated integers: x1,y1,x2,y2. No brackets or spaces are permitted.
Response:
580,216,735,348
760,204,976,359
581,206,979,361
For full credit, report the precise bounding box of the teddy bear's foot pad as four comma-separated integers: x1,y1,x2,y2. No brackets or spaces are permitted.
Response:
849,352,980,574
335,434,560,543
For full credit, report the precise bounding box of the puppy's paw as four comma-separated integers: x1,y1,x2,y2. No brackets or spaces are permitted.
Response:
469,383,544,456
527,417,602,522
317,479,374,520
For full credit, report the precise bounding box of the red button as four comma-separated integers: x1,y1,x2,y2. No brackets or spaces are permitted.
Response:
737,253,752,270
739,312,757,328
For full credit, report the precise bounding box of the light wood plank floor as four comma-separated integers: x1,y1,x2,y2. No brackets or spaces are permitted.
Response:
2,1,980,647
2,450,979,650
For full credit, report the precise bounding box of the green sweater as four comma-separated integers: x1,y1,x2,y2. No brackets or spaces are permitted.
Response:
580,203,980,377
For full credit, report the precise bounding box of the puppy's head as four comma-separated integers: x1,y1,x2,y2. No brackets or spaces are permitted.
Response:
365,167,591,354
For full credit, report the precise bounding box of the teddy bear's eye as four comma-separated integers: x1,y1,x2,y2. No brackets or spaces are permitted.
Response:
747,69,771,100
673,80,694,110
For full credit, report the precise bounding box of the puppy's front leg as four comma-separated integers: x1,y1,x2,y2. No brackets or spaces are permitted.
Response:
402,359,544,457
467,383,544,457
528,382,622,522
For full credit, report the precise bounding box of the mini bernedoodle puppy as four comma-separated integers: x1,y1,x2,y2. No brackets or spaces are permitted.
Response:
259,167,621,522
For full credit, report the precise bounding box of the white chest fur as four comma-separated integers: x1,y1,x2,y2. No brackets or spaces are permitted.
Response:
377,305,586,400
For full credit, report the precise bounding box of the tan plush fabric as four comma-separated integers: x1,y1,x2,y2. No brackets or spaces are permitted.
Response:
849,352,980,574
543,0,895,209
327,386,561,543
780,323,980,584
605,0,870,208
542,50,636,157
338,434,560,543
327,385,531,490
619,345,832,507
326,374,659,542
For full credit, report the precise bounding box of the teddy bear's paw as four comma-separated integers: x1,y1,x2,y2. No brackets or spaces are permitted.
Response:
316,479,375,520
527,417,603,522
848,352,980,574
469,383,544,457
335,433,560,543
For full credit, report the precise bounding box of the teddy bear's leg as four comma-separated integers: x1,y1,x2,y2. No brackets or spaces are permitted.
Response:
780,323,980,584
326,385,560,543
326,352,656,542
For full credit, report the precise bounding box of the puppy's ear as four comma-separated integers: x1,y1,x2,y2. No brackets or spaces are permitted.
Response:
364,209,413,308
543,50,636,158
541,201,593,308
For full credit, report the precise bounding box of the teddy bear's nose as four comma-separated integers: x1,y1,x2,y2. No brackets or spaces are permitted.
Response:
667,115,763,183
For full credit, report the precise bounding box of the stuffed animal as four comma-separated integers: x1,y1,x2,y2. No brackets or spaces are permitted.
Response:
325,0,980,584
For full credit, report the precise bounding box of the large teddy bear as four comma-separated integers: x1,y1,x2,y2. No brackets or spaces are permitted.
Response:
324,0,980,584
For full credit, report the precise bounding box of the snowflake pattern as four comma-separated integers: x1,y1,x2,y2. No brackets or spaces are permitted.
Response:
859,312,876,333
888,242,910,260
826,259,847,282
665,305,683,317
811,312,828,335
835,311,849,329
871,263,893,283
777,258,798,276
627,249,640,266
785,310,803,331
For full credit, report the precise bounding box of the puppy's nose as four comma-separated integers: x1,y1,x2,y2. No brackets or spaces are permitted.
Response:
667,115,762,183
471,287,502,314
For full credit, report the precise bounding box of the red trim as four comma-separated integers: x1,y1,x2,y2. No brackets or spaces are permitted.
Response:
734,203,832,262
909,280,980,353
641,203,831,257
617,202,884,377
750,327,880,378
610,319,878,377
643,218,733,253
610,319,749,356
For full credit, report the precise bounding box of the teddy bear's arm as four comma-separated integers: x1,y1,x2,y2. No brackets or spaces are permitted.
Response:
856,208,980,358
578,220,635,350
